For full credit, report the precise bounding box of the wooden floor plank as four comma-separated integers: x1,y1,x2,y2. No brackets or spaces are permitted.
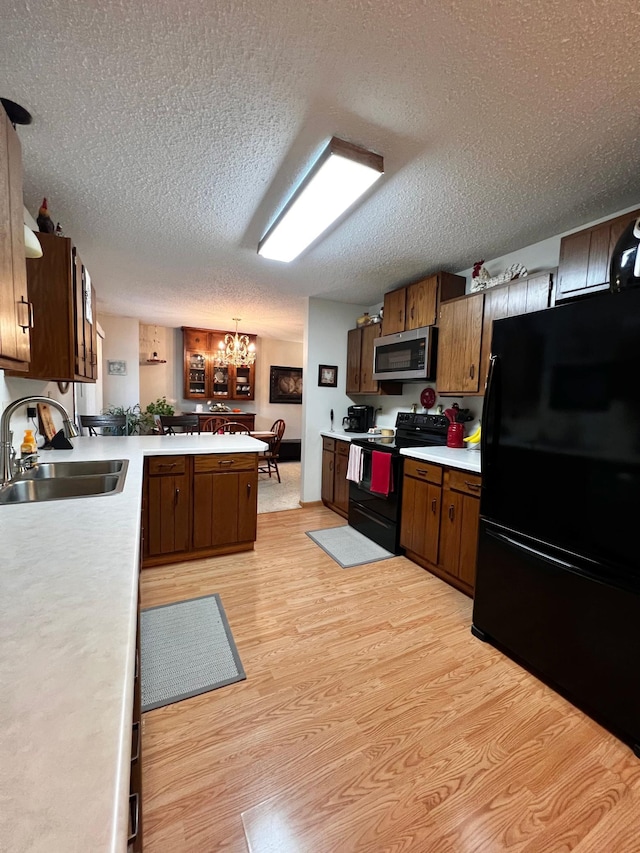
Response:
141,505,640,852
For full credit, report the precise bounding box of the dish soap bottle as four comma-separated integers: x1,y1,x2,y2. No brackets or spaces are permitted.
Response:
21,429,38,463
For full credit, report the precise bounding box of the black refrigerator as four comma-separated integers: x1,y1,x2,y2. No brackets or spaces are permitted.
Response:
472,288,640,756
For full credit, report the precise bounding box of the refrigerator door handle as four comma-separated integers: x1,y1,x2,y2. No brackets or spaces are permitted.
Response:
492,531,575,570
481,353,501,468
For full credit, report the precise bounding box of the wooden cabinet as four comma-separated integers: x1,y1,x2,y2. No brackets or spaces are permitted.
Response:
478,271,553,387
145,455,190,559
400,458,442,565
382,272,465,335
182,326,256,401
400,459,481,596
321,436,350,518
142,452,259,567
346,325,402,396
0,112,30,371
7,232,98,382
439,469,481,593
557,208,640,301
436,292,485,395
192,453,257,549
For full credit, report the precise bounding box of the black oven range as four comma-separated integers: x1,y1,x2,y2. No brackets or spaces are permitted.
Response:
348,413,449,553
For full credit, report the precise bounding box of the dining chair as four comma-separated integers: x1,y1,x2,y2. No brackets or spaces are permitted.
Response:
158,415,200,435
200,416,228,433
219,421,250,434
258,419,286,482
79,414,128,436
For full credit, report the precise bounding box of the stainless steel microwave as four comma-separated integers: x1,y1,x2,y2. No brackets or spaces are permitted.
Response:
372,326,436,381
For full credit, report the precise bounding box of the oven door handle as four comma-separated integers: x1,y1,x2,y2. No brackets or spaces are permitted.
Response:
352,505,395,529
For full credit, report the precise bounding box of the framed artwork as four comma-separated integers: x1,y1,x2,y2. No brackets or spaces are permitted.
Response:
269,365,303,404
107,360,127,376
318,364,338,387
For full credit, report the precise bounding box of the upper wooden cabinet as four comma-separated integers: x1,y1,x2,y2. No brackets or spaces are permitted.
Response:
346,324,402,396
436,292,485,395
382,272,465,335
7,233,97,382
436,271,554,396
557,208,640,301
182,326,256,401
0,112,30,371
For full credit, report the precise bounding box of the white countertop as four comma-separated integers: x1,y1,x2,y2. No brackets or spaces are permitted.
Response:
0,434,266,853
320,429,481,473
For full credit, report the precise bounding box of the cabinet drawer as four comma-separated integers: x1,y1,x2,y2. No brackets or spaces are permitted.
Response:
194,453,256,473
147,455,187,476
336,440,350,457
403,458,443,485
446,469,482,495
323,437,336,452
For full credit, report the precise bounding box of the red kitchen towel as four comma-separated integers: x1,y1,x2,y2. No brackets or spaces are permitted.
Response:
370,450,393,496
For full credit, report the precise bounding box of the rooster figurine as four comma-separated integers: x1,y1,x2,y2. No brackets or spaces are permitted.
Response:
36,197,55,233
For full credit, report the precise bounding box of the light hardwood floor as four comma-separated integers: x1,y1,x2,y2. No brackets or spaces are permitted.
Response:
140,506,640,852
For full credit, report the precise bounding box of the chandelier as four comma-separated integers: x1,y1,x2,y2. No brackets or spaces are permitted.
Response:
216,318,256,367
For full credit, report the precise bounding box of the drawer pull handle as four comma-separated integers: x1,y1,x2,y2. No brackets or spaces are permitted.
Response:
469,364,475,379
448,504,455,521
416,468,429,476
158,462,177,469
464,481,481,491
128,793,139,843
218,459,235,466
131,721,140,763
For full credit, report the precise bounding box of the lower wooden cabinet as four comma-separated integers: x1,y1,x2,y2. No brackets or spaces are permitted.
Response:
192,454,257,549
321,437,350,518
142,453,259,567
400,458,481,596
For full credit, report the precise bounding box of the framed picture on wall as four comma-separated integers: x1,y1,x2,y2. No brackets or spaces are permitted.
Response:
318,364,338,387
107,360,127,376
269,366,303,404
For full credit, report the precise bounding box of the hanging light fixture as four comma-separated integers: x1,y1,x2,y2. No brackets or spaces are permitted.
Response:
215,318,256,367
146,325,167,364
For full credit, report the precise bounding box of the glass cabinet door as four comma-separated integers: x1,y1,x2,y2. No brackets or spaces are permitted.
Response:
212,364,230,397
234,366,253,398
187,351,207,397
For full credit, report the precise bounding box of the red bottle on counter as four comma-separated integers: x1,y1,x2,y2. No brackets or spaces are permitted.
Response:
446,422,464,448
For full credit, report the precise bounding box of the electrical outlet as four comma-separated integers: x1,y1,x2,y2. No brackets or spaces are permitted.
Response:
27,406,37,419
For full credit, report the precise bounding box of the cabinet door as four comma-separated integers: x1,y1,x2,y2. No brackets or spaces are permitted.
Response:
406,276,437,328
438,487,463,579
185,350,209,398
334,442,350,513
147,472,190,557
382,288,406,335
346,328,362,394
237,470,258,542
458,493,480,588
479,273,552,387
0,113,30,369
436,294,484,394
321,447,335,504
359,323,380,392
401,475,440,564
233,363,255,401
193,470,256,548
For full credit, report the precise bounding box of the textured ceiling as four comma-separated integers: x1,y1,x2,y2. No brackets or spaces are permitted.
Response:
2,0,640,342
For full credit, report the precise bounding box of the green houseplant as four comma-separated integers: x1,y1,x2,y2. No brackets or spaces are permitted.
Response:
102,398,175,435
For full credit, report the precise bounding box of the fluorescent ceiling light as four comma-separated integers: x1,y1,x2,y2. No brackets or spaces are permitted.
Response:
258,137,384,263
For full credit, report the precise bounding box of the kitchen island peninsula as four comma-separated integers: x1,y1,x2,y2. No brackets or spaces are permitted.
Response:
0,432,266,853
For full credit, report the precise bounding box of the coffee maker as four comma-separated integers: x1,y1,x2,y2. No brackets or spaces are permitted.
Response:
342,405,375,433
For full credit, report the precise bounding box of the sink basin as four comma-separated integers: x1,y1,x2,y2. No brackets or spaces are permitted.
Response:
17,459,127,479
0,473,125,504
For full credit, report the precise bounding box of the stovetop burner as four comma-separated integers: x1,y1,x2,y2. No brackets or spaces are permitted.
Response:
351,412,449,453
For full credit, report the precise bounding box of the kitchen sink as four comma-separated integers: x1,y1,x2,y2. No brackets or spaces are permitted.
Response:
16,459,127,479
0,471,127,505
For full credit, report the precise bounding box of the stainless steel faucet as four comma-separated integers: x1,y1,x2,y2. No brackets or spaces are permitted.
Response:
0,395,79,486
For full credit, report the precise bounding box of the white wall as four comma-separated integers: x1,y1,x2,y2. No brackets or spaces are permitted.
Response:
99,314,140,410
139,324,176,410
254,338,303,436
301,297,369,503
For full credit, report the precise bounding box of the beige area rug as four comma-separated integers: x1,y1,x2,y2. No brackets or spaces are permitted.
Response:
257,461,301,514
